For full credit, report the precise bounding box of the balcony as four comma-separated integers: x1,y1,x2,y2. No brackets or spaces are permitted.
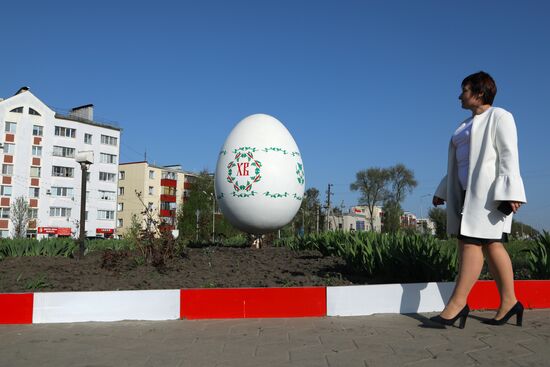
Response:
160,194,176,203
161,179,177,187
160,209,176,218
183,182,193,190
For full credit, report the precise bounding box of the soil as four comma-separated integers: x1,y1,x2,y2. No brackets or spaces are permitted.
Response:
0,246,368,293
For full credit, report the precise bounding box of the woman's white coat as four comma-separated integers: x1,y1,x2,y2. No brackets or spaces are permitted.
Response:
435,107,526,238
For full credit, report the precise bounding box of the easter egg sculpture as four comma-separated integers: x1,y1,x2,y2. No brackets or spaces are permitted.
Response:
215,114,305,235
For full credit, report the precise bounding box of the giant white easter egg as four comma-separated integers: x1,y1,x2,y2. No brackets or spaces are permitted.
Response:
215,114,305,234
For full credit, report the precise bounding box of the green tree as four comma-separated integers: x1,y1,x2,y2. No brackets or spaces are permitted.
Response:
387,163,418,204
428,207,447,239
177,171,214,242
289,187,321,236
382,164,417,233
124,213,142,246
10,196,30,238
511,220,540,239
177,171,242,243
382,199,402,233
350,168,390,230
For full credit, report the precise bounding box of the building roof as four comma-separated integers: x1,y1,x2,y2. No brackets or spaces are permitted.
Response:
1,86,121,131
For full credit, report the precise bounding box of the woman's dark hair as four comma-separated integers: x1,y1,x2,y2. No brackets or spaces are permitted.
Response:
462,71,497,105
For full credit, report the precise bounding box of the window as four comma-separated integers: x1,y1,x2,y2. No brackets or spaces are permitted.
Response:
3,143,15,154
2,164,13,175
118,187,125,196
32,125,43,136
30,167,41,178
28,208,38,219
148,202,154,210
100,135,118,146
0,230,9,238
0,207,10,218
119,171,125,180
52,166,74,177
31,145,42,156
10,107,23,113
160,202,176,211
100,153,117,164
86,172,90,182
53,146,75,158
29,187,40,198
5,121,16,133
117,218,124,228
50,207,71,217
117,203,124,212
51,187,74,197
54,126,76,138
148,186,154,195
99,190,116,201
162,171,176,179
97,210,115,220
29,108,41,116
85,211,88,221
99,172,116,182
149,170,155,179
84,133,92,144
162,186,176,195
0,185,12,196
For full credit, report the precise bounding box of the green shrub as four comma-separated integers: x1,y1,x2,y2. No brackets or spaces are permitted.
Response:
524,231,550,279
277,231,458,283
0,238,76,258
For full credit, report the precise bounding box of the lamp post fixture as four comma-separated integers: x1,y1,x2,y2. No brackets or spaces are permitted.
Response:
76,151,94,259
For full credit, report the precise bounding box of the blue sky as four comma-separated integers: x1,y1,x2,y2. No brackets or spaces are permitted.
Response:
2,0,549,230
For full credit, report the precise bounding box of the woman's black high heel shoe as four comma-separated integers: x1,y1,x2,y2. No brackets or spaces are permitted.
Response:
429,305,470,329
482,301,524,326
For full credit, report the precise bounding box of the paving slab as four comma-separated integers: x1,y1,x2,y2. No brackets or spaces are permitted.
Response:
1,310,549,367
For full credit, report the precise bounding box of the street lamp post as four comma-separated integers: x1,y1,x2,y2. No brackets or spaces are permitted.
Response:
76,151,94,259
211,194,215,243
195,209,200,241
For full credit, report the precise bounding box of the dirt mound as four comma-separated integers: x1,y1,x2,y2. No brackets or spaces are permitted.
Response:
0,246,366,292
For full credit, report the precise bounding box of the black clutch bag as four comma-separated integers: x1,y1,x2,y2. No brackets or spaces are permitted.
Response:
497,201,513,215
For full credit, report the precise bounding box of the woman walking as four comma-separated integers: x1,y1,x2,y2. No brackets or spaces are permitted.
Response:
431,71,526,328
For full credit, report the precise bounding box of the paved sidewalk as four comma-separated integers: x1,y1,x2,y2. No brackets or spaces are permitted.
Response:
1,310,549,367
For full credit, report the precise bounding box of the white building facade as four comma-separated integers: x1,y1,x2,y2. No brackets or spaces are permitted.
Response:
327,205,383,233
0,87,121,238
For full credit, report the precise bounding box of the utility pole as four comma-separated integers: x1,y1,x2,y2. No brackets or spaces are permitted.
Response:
325,184,333,231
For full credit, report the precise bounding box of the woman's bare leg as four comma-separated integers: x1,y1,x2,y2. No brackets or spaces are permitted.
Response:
440,241,484,318
482,245,502,298
483,242,517,319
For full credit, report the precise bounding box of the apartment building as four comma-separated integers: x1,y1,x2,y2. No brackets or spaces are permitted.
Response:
0,87,120,238
117,162,195,236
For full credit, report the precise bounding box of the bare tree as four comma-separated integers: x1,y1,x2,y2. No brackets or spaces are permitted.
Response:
10,196,30,238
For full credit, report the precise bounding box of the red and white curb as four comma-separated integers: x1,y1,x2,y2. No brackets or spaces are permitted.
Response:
1,281,549,324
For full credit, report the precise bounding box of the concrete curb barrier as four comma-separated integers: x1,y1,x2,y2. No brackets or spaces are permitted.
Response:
2,280,550,324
